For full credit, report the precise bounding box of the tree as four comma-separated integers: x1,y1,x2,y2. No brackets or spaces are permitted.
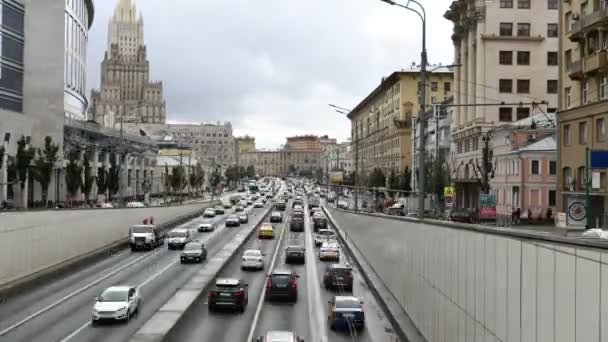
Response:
474,135,495,194
107,153,121,200
314,167,324,184
399,166,412,193
16,136,35,192
367,168,386,188
424,155,450,208
65,150,83,201
189,164,205,193
81,156,95,204
31,136,59,206
246,165,256,178
169,165,187,192
96,167,108,202
0,145,4,168
224,165,241,186
342,171,355,186
162,163,170,193
209,167,223,191
388,169,399,196
288,164,297,175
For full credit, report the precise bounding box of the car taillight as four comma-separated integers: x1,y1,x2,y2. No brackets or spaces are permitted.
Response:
266,277,272,288
346,272,353,279
235,290,244,297
208,290,217,296
289,278,297,288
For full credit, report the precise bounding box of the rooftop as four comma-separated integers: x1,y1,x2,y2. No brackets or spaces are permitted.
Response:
518,135,556,152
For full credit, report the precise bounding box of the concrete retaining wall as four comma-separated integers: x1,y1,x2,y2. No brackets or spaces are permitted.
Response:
328,209,608,342
0,204,208,287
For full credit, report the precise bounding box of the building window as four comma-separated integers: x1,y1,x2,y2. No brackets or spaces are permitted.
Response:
578,166,586,190
547,23,558,37
582,81,589,105
547,80,558,94
444,82,451,93
517,51,530,65
548,190,556,206
499,107,513,122
517,79,530,93
500,0,513,7
517,107,530,120
566,12,574,32
2,3,24,34
431,82,438,91
499,79,513,93
500,23,513,36
564,124,571,145
548,0,558,9
517,23,531,36
518,0,530,8
547,51,558,66
457,141,462,153
531,160,540,175
499,51,513,65
597,118,606,142
580,121,588,144
565,87,572,108
473,137,479,150
601,77,608,100
550,161,557,175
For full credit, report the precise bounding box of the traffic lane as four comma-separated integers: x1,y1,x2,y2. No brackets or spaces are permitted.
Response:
168,205,288,342
0,211,243,342
252,218,310,341
0,197,230,331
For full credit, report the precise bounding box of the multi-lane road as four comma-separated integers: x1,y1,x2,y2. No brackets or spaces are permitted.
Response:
169,198,399,342
0,184,399,342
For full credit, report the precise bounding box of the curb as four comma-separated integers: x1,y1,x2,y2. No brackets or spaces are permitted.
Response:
130,205,273,342
0,200,218,300
322,206,426,342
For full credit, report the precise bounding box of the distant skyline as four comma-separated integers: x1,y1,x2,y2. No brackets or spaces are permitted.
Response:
87,0,454,149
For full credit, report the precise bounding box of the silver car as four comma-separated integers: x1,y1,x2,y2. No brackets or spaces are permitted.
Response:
92,286,140,324
256,331,304,342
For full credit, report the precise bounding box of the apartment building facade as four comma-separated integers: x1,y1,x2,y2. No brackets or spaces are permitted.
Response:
558,0,608,227
445,0,558,209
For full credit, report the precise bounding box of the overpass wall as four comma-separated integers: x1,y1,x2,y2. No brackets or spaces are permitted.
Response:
330,209,608,342
0,204,206,287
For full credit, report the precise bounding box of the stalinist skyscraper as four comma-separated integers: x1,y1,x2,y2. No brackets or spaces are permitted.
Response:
89,0,166,127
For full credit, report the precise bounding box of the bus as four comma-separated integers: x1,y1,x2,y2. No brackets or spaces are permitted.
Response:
248,182,259,193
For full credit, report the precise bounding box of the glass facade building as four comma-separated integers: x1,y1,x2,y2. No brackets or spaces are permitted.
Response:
0,0,24,113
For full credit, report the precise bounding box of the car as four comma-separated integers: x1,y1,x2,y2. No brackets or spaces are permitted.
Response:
266,193,273,199
258,223,275,239
128,224,165,251
327,296,365,331
292,199,304,208
292,204,304,213
180,242,207,263
208,278,249,312
254,201,264,208
203,208,216,218
312,213,328,231
241,249,264,270
449,207,479,223
246,198,254,206
256,331,305,342
337,200,349,209
323,264,353,291
266,270,299,302
92,286,140,324
270,211,283,223
315,229,336,247
214,206,225,215
198,221,217,232
239,199,248,207
308,200,320,210
234,205,244,212
226,214,241,227
290,215,305,232
310,206,322,217
167,229,192,249
237,186,245,192
319,242,340,261
285,245,305,264
126,201,146,208
238,212,249,223
275,200,287,211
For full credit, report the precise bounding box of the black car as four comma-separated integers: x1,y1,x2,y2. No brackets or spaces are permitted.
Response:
275,201,287,211
180,242,207,263
226,214,241,227
285,245,305,264
270,211,283,223
208,278,249,312
308,200,320,210
323,263,353,291
214,206,225,215
312,214,328,231
266,270,299,302
290,211,305,232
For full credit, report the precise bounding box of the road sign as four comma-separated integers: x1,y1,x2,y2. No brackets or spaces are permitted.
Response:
479,193,497,219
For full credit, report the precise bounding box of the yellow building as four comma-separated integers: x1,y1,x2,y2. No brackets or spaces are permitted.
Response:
558,0,608,225
348,69,454,182
234,136,256,165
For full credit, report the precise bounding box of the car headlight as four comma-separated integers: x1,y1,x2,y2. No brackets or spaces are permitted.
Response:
116,306,128,313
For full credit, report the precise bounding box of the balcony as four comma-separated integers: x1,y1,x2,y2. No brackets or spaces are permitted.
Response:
583,50,608,74
569,8,608,40
568,60,583,79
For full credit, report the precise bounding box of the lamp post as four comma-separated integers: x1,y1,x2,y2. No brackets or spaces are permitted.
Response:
380,0,427,218
329,103,359,210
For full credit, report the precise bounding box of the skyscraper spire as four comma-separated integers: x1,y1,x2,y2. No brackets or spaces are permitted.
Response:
113,0,137,23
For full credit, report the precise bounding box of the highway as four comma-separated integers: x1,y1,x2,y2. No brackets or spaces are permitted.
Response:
0,193,271,342
169,198,399,342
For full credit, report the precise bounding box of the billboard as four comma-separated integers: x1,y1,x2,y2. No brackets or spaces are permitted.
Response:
479,193,497,219
329,171,344,183
590,150,608,168
444,186,454,208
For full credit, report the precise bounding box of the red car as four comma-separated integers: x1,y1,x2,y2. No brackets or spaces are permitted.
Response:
266,270,299,302
323,264,353,292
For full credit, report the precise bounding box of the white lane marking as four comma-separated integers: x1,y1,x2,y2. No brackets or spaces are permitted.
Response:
0,251,157,337
246,204,288,342
303,202,329,342
58,320,90,342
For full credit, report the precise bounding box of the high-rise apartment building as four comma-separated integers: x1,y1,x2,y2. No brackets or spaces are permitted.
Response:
445,0,558,208
558,0,608,227
89,0,166,127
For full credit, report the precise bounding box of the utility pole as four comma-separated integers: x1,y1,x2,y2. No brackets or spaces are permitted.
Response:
418,25,427,219
354,128,359,211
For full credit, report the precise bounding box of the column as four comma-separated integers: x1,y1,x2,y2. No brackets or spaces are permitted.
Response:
91,148,99,202
119,153,129,201
475,19,486,121
454,45,461,129
0,142,7,203
467,27,476,123
459,34,468,127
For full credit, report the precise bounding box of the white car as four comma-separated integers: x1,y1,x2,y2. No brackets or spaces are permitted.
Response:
198,221,216,232
314,229,336,247
92,286,140,324
167,229,192,249
203,208,216,218
319,242,340,261
241,249,264,270
254,201,264,208
126,202,146,208
256,331,304,342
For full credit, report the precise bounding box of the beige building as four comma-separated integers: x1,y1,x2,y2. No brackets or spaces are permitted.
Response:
348,69,454,184
286,135,323,150
89,0,166,126
240,149,323,177
558,0,608,227
234,136,256,165
445,0,558,209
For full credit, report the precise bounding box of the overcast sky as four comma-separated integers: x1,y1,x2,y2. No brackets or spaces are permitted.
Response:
86,0,454,149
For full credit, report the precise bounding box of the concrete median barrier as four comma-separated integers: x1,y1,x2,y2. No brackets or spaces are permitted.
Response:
0,202,217,293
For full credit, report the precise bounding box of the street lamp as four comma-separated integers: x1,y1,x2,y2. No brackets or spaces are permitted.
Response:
379,0,427,218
